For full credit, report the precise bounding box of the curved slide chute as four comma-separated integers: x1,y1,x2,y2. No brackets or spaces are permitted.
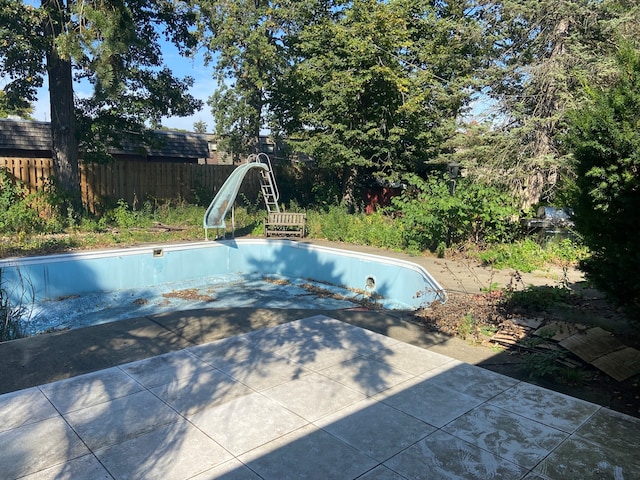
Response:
203,162,268,238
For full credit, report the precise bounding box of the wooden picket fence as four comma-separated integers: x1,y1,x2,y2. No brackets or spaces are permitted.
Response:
0,157,264,213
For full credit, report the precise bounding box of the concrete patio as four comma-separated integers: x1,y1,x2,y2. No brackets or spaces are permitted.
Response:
1,315,638,479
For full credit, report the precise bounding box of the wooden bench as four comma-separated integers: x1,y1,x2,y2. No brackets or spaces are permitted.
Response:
264,212,306,237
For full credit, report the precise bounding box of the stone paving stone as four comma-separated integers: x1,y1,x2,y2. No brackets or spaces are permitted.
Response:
421,361,518,400
63,389,181,451
19,454,111,480
119,349,214,388
95,419,233,480
276,342,364,371
190,458,262,480
188,333,282,370
574,407,640,452
443,404,569,469
315,398,435,462
318,355,414,396
189,391,308,456
239,424,378,480
262,372,366,422
384,430,527,480
522,473,551,480
366,341,455,376
216,354,312,391
357,465,408,479
150,367,254,416
533,435,640,479
374,375,484,428
0,416,89,479
39,367,143,413
0,387,58,432
487,382,601,433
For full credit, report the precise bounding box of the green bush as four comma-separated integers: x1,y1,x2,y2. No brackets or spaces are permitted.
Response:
307,205,403,250
0,168,56,234
392,173,520,252
565,43,640,312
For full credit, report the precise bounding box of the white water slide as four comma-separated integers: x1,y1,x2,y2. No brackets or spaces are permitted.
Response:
203,154,279,239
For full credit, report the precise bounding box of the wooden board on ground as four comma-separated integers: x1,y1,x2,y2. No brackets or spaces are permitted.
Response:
534,321,588,342
591,347,640,382
559,327,626,363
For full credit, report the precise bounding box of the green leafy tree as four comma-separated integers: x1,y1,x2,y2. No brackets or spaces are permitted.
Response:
274,0,485,205
193,120,208,134
566,44,640,313
0,0,202,208
0,91,34,119
197,0,339,156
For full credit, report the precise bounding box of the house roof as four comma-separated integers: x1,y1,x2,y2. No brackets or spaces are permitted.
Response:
0,119,51,151
0,119,209,159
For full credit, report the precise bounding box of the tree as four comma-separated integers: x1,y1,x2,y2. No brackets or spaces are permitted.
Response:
196,0,330,155
193,120,208,134
566,43,640,313
468,0,640,210
0,91,33,118
273,0,486,205
0,0,202,208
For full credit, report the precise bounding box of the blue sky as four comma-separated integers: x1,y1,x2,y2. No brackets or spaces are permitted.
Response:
31,42,218,132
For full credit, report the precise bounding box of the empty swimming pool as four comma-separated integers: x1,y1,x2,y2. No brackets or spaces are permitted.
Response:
0,239,446,336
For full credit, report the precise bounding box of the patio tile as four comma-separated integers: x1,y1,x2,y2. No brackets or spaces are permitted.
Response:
0,416,89,479
95,419,233,480
120,349,214,388
217,354,311,391
188,334,278,370
533,435,640,479
40,367,143,413
246,317,381,358
262,372,366,421
190,458,262,479
574,407,640,451
64,390,181,450
287,317,401,355
421,361,518,400
277,343,363,371
522,473,551,480
384,430,527,480
0,387,58,432
319,355,414,396
189,391,308,456
374,378,484,428
487,382,600,433
315,398,435,462
357,465,408,479
150,368,254,416
239,424,378,480
366,341,455,376
19,454,111,480
443,404,568,469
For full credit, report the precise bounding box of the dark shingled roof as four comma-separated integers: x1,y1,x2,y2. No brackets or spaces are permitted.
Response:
0,119,209,159
0,119,51,151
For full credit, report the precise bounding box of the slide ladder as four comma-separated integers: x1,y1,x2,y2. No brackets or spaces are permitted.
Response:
203,153,280,239
253,153,280,214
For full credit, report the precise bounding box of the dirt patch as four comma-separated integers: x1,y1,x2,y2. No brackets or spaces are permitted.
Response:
413,290,640,419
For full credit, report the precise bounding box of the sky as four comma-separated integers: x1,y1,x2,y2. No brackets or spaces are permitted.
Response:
31,42,219,133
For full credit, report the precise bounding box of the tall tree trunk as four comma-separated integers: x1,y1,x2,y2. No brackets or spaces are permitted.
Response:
42,0,81,211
